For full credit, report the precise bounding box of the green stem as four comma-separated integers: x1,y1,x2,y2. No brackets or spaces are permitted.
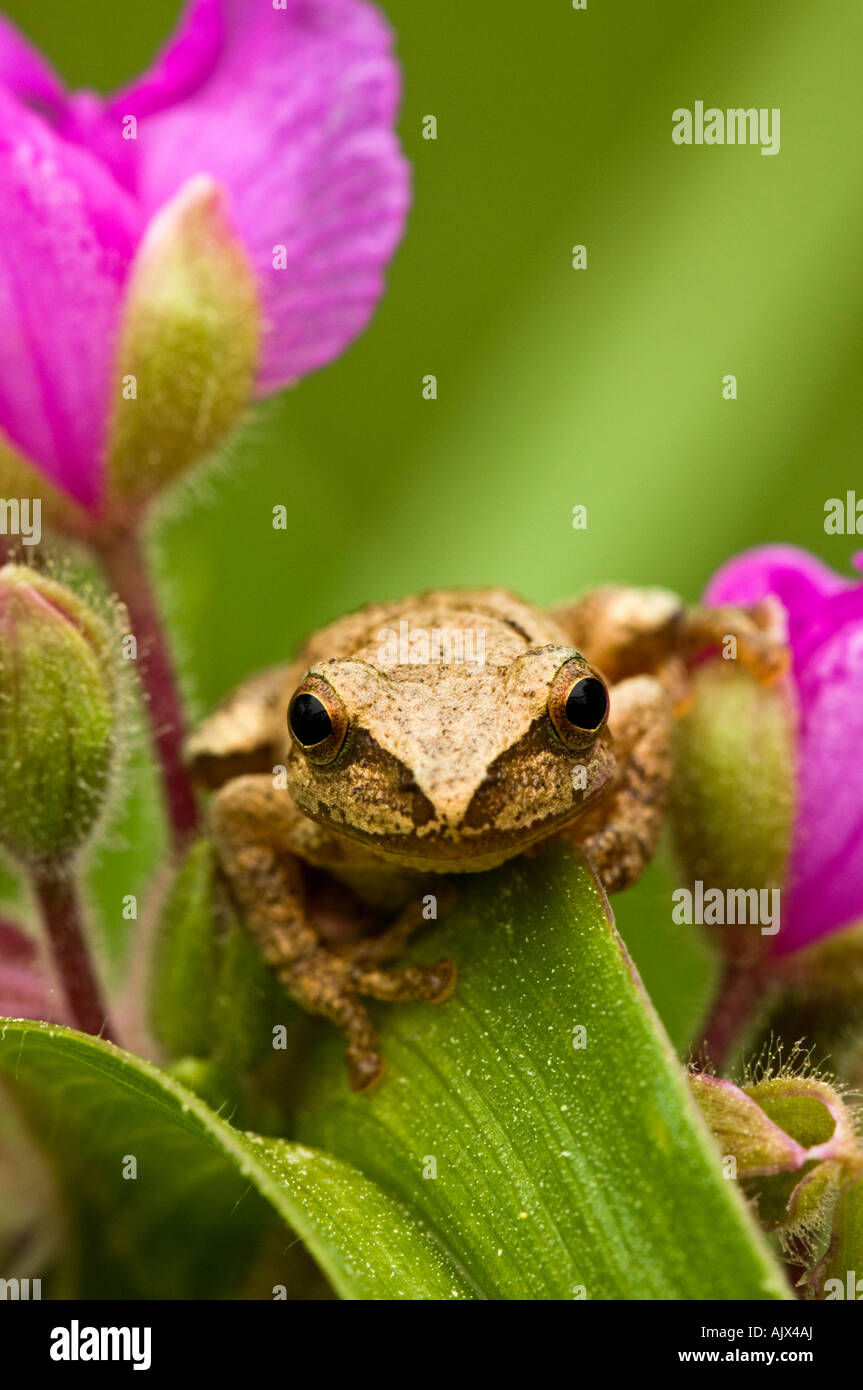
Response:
93,526,199,854
697,955,769,1070
31,862,117,1042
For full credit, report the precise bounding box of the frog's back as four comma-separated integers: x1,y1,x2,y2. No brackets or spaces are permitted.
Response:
296,588,566,667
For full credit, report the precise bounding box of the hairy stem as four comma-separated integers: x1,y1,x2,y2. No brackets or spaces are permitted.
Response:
31,863,116,1041
94,527,198,853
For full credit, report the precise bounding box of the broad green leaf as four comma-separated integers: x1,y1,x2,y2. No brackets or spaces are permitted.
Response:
0,1020,473,1300
0,847,789,1301
293,845,789,1300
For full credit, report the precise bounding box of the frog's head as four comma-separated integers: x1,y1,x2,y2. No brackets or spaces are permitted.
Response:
283,639,615,870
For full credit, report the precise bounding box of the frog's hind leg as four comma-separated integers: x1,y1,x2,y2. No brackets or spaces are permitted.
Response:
211,776,455,1091
185,666,289,790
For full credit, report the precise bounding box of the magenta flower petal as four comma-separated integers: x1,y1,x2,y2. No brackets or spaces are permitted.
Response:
129,0,410,390
0,16,65,117
108,0,225,119
0,89,140,509
706,546,863,954
706,544,854,646
55,0,228,194
0,0,408,508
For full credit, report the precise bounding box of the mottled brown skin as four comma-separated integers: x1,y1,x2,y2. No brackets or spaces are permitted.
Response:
186,586,786,1090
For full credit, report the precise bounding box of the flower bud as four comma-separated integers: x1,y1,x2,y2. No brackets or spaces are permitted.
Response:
670,660,795,952
106,175,260,515
691,1070,859,1261
703,547,863,957
689,1072,805,1176
0,566,116,863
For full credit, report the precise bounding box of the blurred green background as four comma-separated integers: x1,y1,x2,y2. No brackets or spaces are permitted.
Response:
4,0,861,1047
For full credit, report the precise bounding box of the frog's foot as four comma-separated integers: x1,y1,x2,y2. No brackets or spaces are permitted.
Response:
351,957,457,1003
677,599,789,684
552,586,788,687
286,948,457,1092
212,777,457,1090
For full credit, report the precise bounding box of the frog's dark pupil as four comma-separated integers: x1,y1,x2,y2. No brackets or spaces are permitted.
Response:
290,693,333,747
565,677,608,730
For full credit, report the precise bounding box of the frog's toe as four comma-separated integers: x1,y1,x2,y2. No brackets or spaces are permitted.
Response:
350,957,458,1004
347,1047,386,1093
425,957,458,1002
753,638,791,684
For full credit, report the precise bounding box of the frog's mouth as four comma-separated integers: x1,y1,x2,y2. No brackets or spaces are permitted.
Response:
353,808,598,873
294,738,616,872
299,798,607,875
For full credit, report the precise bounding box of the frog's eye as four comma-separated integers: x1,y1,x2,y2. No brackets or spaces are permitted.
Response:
548,661,609,748
288,677,348,765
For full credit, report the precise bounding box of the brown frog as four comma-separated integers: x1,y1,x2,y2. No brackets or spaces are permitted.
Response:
186,586,785,1090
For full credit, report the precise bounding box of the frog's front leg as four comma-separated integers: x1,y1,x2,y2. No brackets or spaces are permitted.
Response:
562,674,673,894
211,776,456,1091
554,586,788,894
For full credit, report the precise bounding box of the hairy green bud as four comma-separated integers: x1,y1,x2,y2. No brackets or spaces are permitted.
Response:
670,661,794,953
0,566,117,863
106,175,261,516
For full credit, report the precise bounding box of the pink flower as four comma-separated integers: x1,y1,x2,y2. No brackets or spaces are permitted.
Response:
0,0,409,512
706,546,863,955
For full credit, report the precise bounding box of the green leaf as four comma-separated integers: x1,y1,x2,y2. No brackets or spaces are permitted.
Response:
0,1020,474,1300
0,847,790,1300
292,845,789,1300
209,907,297,1077
149,840,219,1058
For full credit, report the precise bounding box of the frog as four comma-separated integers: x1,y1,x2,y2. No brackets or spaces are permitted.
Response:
185,585,786,1091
